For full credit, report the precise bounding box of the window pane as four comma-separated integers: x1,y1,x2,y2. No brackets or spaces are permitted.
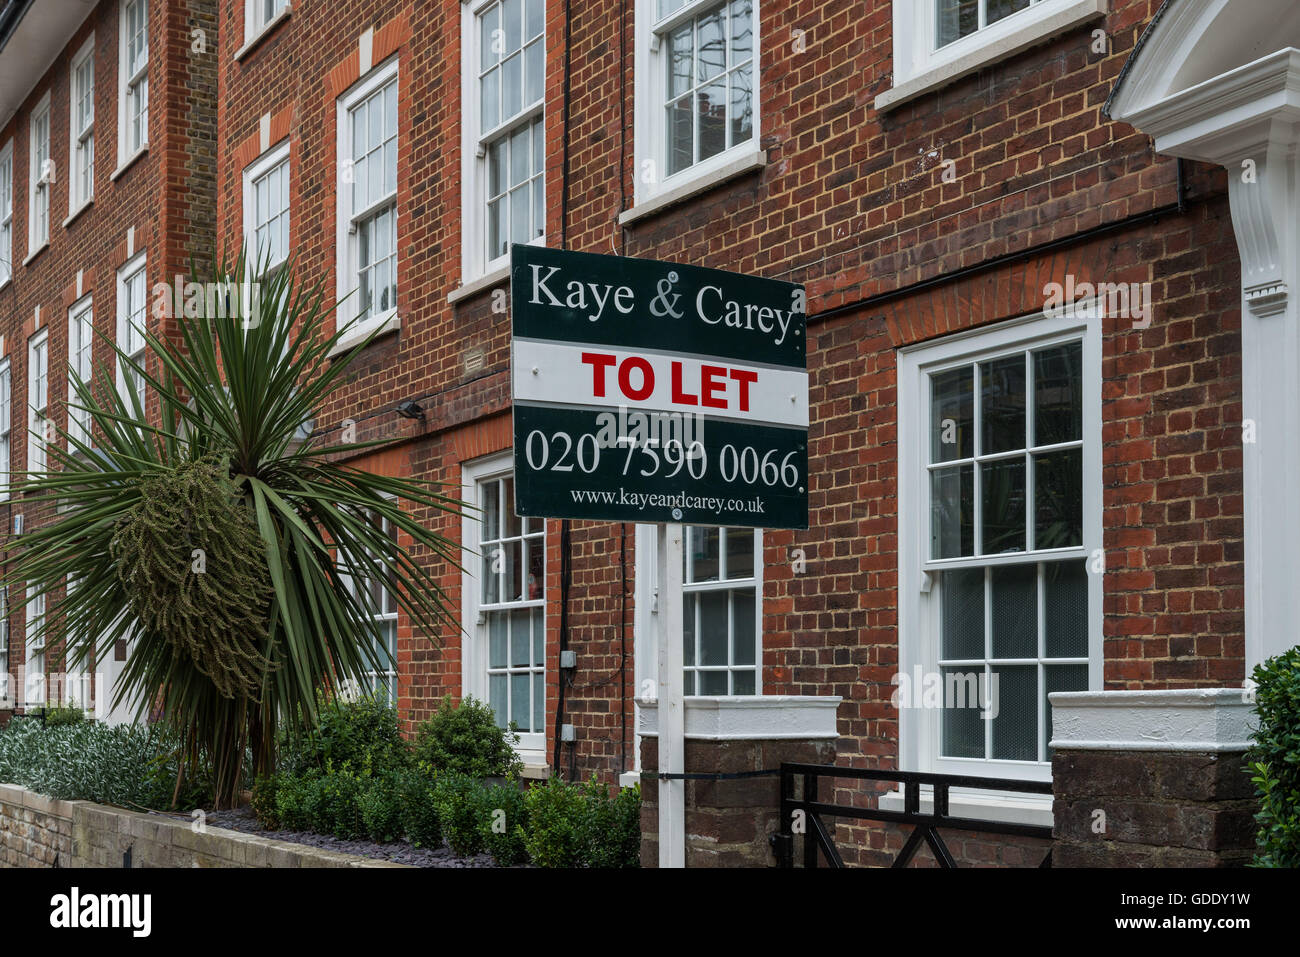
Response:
687,526,720,582
1034,448,1082,548
533,673,545,732
504,0,523,52
981,354,1026,454
990,664,1037,761
489,674,508,727
683,594,696,667
697,79,727,163
525,39,544,104
698,591,727,666
480,5,499,66
936,0,979,47
526,0,544,38
981,457,1026,554
666,96,693,177
732,588,755,666
503,53,523,120
940,567,983,660
730,0,753,61
511,673,530,728
990,563,1036,658
931,366,973,461
668,25,693,99
930,465,973,559
941,666,984,758
532,607,544,665
1034,342,1082,446
729,62,752,147
489,612,506,667
733,670,755,694
1045,560,1088,657
699,671,728,695
696,9,725,82
510,608,531,666
724,527,754,579
481,67,500,130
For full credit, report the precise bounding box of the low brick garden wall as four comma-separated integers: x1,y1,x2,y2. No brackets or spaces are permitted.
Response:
0,784,408,868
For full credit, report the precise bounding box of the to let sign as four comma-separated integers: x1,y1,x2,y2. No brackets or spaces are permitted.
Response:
510,245,808,529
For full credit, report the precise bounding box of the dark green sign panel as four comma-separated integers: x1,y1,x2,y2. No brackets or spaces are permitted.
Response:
511,246,808,529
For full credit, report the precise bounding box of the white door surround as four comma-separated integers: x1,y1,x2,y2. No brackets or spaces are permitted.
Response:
1109,0,1300,671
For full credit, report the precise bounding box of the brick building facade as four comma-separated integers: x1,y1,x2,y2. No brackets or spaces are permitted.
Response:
0,0,1286,866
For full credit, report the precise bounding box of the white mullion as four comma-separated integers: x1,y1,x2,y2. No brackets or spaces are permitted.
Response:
983,565,992,760
1037,559,1048,761
1024,350,1036,550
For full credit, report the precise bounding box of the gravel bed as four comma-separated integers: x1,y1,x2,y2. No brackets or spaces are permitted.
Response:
162,807,497,868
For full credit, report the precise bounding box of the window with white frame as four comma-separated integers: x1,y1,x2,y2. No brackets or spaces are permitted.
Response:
634,0,758,203
461,0,545,281
462,460,546,755
0,141,12,284
117,254,147,414
25,589,45,708
342,510,399,706
245,0,289,43
0,359,10,501
683,525,762,695
29,95,51,254
898,309,1100,781
68,297,94,447
337,59,398,335
27,331,49,474
69,37,95,212
243,140,290,274
119,0,149,163
884,0,1103,105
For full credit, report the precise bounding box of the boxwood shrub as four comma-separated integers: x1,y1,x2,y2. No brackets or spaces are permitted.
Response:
1247,645,1300,867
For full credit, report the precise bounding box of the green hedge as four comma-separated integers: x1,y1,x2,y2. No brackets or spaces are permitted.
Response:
1247,646,1300,867
252,765,640,867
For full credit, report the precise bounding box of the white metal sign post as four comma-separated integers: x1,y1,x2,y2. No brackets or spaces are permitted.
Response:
509,245,806,868
656,522,686,868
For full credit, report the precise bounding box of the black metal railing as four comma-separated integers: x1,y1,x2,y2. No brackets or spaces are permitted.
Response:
773,763,1054,868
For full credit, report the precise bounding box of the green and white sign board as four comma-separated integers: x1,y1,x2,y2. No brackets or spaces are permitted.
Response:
510,245,808,529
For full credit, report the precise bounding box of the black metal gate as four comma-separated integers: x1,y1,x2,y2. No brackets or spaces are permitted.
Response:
773,763,1054,868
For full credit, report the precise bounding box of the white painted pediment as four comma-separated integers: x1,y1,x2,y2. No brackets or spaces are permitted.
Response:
1110,0,1300,122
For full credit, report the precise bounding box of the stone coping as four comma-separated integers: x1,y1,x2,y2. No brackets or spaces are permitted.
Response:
0,783,409,868
638,695,841,741
1049,688,1256,753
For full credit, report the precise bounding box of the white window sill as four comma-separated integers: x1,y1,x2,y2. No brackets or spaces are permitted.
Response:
22,242,48,267
327,310,400,357
448,261,511,305
874,0,1108,112
0,276,11,293
619,146,767,227
235,4,293,62
63,199,93,229
110,145,149,182
878,786,1054,828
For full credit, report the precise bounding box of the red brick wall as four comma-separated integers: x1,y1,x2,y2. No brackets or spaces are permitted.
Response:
0,0,218,712
207,0,1245,800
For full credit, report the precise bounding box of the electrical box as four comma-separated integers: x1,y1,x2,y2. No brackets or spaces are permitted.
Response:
560,650,577,669
560,724,575,742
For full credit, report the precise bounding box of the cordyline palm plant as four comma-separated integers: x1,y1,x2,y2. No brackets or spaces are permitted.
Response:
2,253,460,808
